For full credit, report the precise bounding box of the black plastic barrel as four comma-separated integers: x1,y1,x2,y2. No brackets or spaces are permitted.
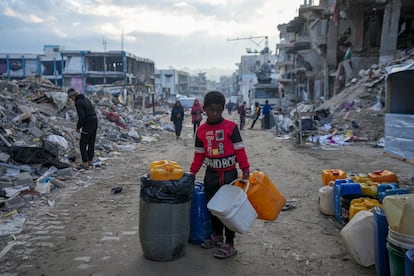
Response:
139,173,194,261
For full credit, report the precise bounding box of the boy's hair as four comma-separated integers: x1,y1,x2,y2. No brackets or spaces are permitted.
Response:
203,91,225,108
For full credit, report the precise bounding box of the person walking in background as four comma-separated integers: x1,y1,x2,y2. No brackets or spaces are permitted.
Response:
226,101,233,115
262,100,272,129
68,88,98,169
238,101,246,130
171,100,185,139
190,99,203,136
190,91,250,259
249,102,261,129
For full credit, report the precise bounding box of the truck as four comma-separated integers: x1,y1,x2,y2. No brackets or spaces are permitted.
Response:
250,82,282,111
249,62,282,112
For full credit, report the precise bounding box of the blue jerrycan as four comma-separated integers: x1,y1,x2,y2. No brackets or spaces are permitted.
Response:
189,182,212,244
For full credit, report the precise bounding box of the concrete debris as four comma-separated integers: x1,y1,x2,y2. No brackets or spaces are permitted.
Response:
311,50,414,144
0,77,174,230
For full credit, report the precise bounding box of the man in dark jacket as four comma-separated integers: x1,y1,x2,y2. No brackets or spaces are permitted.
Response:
68,88,98,169
171,100,185,139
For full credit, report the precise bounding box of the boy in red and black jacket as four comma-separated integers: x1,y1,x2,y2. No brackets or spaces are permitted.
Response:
190,91,250,259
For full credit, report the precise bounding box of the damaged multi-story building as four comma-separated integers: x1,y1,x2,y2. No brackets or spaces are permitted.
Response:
276,0,414,105
0,45,155,107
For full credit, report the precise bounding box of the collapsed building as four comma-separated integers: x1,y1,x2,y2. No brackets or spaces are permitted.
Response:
276,0,414,103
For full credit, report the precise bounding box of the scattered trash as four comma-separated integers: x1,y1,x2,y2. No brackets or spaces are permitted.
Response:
282,203,296,211
111,187,123,194
0,213,26,236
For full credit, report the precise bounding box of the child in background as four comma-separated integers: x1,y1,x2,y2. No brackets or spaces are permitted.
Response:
190,99,203,136
189,91,250,259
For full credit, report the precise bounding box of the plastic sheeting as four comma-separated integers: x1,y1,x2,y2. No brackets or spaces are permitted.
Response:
140,173,195,204
384,113,414,161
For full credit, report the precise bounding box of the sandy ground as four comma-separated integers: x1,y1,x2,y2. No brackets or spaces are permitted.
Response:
1,111,413,276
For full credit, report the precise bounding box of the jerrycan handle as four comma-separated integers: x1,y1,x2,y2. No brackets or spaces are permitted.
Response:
230,179,250,193
194,181,204,192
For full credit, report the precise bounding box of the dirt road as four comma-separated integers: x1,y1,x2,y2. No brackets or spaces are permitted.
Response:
1,112,413,276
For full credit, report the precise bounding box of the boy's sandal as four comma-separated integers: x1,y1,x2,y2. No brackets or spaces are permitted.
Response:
200,235,223,249
214,243,237,259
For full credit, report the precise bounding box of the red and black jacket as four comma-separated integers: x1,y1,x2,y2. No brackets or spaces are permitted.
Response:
190,118,249,177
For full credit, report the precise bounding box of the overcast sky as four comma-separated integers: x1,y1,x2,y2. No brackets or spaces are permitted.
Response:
0,0,304,80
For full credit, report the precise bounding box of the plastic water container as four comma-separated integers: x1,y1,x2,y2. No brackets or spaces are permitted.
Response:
340,210,375,267
349,197,381,221
406,249,414,276
373,206,390,276
207,182,257,234
149,160,184,181
387,233,414,276
334,179,361,224
350,174,370,183
368,170,398,183
322,169,347,185
360,182,379,198
234,171,286,221
318,185,334,216
383,194,414,235
377,183,399,202
189,182,211,244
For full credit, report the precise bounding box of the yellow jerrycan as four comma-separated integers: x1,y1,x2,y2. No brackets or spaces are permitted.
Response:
149,160,184,181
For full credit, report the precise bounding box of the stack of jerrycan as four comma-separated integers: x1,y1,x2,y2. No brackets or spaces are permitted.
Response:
382,194,414,276
318,169,347,216
149,160,184,181
234,170,286,221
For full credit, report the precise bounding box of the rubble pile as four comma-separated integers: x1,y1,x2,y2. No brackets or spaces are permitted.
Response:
0,78,173,218
316,49,414,143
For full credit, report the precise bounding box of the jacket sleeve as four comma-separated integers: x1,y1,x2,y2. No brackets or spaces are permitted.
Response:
231,125,250,175
190,135,205,175
75,102,86,129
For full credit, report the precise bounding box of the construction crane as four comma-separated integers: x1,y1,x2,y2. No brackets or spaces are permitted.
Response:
227,36,268,53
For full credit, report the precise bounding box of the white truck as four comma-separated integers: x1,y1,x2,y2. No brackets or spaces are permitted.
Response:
249,82,282,112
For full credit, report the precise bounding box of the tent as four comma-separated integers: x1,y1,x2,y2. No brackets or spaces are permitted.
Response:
384,63,414,162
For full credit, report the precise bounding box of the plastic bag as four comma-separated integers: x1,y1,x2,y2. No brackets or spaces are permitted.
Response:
46,135,69,150
0,214,26,236
140,173,195,203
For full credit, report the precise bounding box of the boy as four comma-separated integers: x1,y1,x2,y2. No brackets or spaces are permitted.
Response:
190,91,250,259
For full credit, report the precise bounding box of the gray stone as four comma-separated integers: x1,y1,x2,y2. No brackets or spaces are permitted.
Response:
0,152,10,163
15,172,34,186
